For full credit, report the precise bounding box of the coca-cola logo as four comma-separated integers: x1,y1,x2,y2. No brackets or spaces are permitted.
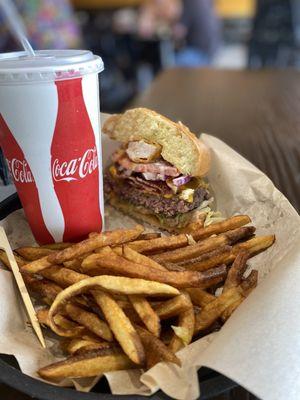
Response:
6,158,35,183
52,147,98,182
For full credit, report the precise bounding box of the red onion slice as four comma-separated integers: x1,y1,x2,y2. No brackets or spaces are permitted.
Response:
172,175,191,187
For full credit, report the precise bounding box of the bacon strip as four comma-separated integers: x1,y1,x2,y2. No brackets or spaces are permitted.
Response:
115,154,180,177
135,177,171,194
114,169,172,195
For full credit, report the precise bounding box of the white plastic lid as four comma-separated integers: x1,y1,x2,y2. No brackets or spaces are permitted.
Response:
0,49,104,84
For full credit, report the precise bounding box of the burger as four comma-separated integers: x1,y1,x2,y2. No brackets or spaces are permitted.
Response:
103,108,211,232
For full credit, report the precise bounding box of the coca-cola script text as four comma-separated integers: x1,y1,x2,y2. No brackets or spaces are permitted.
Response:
6,158,34,183
52,147,98,182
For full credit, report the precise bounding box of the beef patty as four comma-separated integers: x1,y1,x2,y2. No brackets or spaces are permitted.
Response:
104,171,209,218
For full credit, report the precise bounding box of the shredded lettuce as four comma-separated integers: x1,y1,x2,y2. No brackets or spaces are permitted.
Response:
193,198,225,227
198,197,214,210
156,212,192,228
204,210,225,227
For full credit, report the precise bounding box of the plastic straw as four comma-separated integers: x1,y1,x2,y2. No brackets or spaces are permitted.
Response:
0,0,35,56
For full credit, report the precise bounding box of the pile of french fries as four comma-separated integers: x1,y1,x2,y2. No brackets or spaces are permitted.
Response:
0,215,275,383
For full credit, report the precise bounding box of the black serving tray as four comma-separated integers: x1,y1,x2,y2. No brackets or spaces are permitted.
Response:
0,192,244,400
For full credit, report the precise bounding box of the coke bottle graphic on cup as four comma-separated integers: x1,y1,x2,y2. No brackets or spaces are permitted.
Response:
51,78,103,242
0,115,54,243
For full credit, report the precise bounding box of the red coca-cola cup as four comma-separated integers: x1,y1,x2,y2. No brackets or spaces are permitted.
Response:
0,50,105,244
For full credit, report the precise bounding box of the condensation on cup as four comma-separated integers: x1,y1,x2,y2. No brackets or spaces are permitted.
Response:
0,50,105,244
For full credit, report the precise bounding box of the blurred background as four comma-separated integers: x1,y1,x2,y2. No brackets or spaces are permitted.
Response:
1,0,300,113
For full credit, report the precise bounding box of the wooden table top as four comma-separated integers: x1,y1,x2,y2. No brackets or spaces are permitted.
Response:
133,68,300,212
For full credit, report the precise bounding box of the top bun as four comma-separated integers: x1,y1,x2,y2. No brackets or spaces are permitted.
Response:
103,108,211,177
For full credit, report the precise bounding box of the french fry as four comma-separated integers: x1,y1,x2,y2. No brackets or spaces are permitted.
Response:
235,235,275,255
136,326,181,369
128,295,161,337
24,274,62,302
47,275,179,363
62,252,93,272
152,227,255,264
49,275,179,304
112,246,122,256
64,303,113,341
38,266,88,287
0,249,27,268
92,291,145,365
36,308,51,327
0,251,62,302
122,246,166,271
0,250,59,308
15,247,55,261
194,287,244,335
43,297,56,306
169,292,195,352
54,314,85,336
37,309,85,337
6,216,274,384
63,259,82,271
162,263,187,272
71,295,94,310
88,232,99,238
222,270,258,321
41,242,72,250
128,234,189,254
66,337,113,355
21,256,53,274
185,288,215,307
221,299,243,322
192,215,251,241
47,225,144,264
153,294,190,320
38,348,135,381
184,235,275,271
139,233,162,240
46,275,178,340
241,269,258,296
48,283,146,365
180,245,232,271
82,247,225,289
223,250,249,292
197,264,228,288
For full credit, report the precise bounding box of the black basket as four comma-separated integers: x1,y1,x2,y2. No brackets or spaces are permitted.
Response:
0,193,246,400
0,148,11,186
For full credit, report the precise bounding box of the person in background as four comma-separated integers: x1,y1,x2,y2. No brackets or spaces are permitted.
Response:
138,0,221,67
138,0,182,39
176,0,221,66
0,0,82,52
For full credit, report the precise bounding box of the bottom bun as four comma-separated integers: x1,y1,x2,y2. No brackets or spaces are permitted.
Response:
108,195,200,233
